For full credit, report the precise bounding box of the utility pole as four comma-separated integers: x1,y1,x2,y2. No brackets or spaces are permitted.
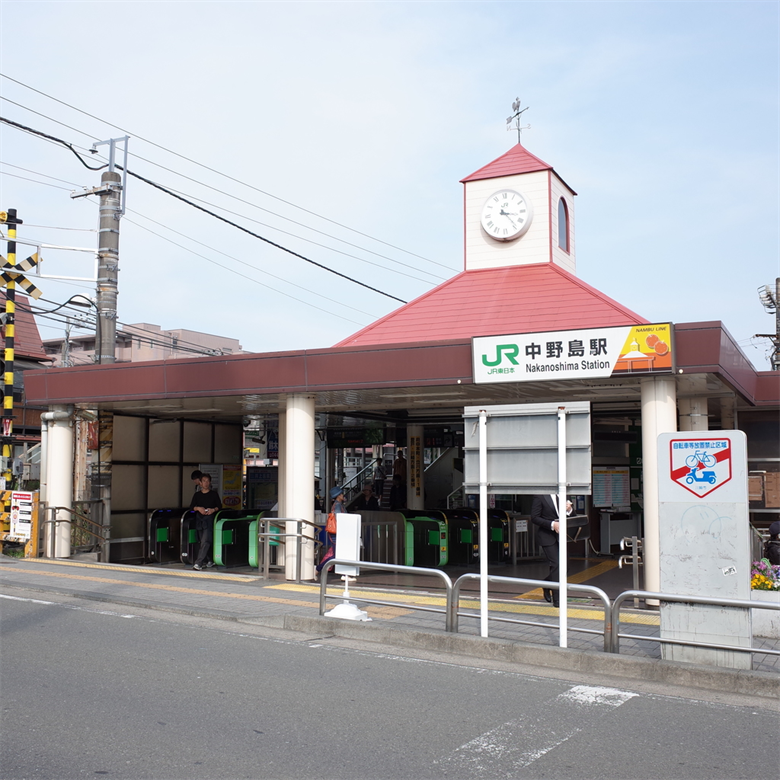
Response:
71,136,128,364
756,278,780,371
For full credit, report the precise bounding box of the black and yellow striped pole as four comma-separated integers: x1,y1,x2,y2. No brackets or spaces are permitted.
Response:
0,208,21,535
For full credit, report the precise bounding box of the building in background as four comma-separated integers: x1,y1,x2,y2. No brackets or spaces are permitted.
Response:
43,322,243,366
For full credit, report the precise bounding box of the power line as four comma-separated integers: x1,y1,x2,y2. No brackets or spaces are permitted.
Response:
4,156,441,286
0,115,407,303
0,73,450,269
123,208,373,318
123,215,367,326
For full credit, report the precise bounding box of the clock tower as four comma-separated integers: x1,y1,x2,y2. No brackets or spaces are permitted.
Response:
461,144,576,273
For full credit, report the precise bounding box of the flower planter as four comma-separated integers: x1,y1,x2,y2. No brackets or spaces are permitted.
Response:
751,590,780,639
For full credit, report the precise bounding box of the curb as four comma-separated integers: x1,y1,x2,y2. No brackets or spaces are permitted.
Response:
3,565,778,701
280,613,780,701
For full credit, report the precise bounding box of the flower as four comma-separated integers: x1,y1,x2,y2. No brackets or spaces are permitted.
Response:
751,558,780,591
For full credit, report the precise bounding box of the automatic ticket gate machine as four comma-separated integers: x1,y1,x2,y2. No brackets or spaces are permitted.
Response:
441,508,479,566
401,510,448,567
487,509,511,563
213,510,263,568
147,508,187,564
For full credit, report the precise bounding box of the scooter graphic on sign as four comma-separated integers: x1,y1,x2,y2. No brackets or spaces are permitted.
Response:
684,450,717,485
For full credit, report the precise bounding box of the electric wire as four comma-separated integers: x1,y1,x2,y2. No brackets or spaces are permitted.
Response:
124,216,367,326
2,91,451,280
122,209,373,320
2,170,372,323
0,115,407,303
0,73,450,269
3,158,438,285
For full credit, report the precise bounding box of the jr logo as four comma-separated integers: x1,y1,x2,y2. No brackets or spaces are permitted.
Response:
482,344,520,367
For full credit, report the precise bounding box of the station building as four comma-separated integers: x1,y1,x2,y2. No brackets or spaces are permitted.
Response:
24,142,780,591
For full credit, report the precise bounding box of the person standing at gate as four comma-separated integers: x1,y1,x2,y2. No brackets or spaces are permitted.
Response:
372,458,386,506
191,473,221,571
530,494,572,607
316,486,346,578
393,450,406,483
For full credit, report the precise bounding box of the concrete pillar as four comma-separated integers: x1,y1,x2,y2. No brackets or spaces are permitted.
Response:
408,424,424,510
721,396,736,430
277,410,286,517
46,405,74,558
678,397,709,431
284,395,315,580
640,377,678,595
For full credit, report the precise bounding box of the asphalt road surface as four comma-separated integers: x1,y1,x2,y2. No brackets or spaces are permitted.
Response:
1,587,777,780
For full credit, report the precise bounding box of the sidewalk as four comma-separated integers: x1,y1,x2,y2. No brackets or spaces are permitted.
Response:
1,554,777,696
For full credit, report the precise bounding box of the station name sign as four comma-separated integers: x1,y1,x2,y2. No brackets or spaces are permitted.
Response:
473,323,673,384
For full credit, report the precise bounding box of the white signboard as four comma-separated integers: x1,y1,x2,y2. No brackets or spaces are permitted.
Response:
473,323,673,384
334,513,361,576
658,431,750,669
10,491,33,540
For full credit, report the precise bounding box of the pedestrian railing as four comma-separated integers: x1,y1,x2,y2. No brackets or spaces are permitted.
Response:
319,559,454,631
257,517,323,583
452,574,612,651
611,590,780,657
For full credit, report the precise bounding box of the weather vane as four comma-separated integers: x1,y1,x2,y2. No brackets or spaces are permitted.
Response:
506,98,530,143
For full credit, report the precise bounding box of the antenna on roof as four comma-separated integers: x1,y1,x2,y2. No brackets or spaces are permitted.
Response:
506,98,530,144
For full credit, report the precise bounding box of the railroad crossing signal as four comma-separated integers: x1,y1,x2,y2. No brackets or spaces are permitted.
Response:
0,253,42,299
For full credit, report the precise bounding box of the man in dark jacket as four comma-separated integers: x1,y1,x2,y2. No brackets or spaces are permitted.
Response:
530,494,572,607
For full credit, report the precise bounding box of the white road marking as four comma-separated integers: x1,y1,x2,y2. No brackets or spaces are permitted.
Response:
0,593,136,618
438,683,637,776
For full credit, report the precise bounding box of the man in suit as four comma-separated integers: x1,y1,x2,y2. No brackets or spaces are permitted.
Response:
531,494,572,607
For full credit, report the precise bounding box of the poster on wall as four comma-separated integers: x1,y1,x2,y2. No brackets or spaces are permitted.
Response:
199,464,223,503
221,464,243,508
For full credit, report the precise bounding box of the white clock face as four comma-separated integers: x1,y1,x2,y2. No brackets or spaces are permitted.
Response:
480,189,533,242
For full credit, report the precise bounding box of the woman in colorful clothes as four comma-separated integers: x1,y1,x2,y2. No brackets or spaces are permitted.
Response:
316,486,346,576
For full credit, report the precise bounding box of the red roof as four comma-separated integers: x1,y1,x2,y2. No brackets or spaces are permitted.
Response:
461,143,553,182
460,143,576,194
335,264,648,347
0,292,50,362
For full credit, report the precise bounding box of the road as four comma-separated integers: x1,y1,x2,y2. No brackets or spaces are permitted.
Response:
1,587,777,780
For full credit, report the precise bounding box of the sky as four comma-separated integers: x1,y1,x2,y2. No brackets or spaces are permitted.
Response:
0,1,778,369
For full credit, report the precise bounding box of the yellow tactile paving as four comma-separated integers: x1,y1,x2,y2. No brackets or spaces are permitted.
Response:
3,560,659,626
269,582,660,625
17,558,260,582
517,559,619,600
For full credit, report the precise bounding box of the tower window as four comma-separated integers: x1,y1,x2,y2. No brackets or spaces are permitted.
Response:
558,198,570,253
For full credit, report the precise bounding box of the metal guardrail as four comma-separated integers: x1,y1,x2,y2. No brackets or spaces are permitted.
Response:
452,574,612,652
257,517,322,583
318,559,455,632
611,589,780,656
42,502,108,560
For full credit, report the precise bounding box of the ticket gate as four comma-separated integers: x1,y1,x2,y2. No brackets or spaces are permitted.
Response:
401,510,448,567
442,508,479,566
147,508,186,564
488,509,511,563
180,511,202,565
213,511,262,568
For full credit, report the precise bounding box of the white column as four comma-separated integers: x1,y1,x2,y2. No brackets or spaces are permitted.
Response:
284,395,315,580
277,410,286,517
677,376,708,431
721,396,736,430
408,425,424,510
640,377,678,595
46,405,74,558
